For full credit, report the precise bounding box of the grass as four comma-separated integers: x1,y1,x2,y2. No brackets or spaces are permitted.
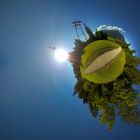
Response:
80,40,126,83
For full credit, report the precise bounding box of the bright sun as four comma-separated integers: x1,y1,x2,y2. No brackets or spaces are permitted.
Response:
54,48,69,62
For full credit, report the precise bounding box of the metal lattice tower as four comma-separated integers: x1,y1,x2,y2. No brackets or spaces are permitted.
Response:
72,21,87,41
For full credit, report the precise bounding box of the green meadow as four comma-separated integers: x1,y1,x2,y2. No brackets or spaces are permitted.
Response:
81,40,126,83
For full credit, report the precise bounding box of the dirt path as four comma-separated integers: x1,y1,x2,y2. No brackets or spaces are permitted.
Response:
83,47,122,74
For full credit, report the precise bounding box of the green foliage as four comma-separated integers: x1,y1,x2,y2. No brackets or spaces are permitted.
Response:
69,25,140,130
95,30,108,40
84,24,96,42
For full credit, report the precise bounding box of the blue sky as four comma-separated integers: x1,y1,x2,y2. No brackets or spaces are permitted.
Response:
1,0,140,140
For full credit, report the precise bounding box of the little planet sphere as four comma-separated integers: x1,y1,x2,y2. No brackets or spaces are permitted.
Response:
80,40,126,83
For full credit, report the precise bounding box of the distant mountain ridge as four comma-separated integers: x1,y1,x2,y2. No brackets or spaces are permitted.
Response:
102,30,126,42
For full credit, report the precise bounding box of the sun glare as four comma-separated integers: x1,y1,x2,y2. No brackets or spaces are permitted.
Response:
54,48,69,62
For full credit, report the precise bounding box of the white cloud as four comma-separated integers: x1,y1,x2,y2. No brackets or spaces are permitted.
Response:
97,25,126,33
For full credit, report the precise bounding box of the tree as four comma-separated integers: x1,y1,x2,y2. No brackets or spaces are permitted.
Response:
84,24,96,41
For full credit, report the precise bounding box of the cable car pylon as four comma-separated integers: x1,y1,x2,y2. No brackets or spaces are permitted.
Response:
72,21,87,41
